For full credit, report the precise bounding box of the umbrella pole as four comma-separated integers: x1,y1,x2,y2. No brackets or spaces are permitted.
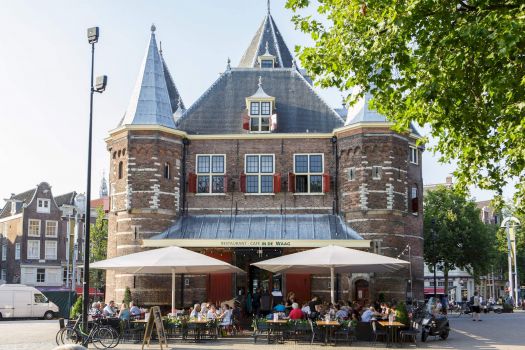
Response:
172,268,176,315
330,267,335,304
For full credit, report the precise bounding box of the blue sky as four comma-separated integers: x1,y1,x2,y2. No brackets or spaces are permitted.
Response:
0,0,515,203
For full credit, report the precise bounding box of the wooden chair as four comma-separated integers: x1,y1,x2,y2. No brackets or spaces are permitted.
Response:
400,321,419,347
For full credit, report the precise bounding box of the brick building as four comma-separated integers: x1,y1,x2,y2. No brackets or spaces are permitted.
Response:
0,182,84,288
105,10,424,308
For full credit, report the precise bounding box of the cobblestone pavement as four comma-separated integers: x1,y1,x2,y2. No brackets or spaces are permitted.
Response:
1,312,524,350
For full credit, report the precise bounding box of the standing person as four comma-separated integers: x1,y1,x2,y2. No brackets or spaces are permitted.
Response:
472,292,481,321
252,288,261,317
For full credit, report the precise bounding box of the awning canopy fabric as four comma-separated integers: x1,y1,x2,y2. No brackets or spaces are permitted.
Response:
424,287,445,294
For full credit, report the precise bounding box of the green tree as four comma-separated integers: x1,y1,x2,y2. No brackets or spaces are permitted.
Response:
123,286,132,305
286,0,525,213
70,296,82,319
89,206,108,294
423,186,495,297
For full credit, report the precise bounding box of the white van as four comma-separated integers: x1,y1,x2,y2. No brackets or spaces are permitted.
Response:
0,284,59,320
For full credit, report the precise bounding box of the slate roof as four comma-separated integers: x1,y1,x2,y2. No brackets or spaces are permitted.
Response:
120,26,175,128
161,49,185,112
0,188,36,219
177,68,344,134
150,214,363,241
54,192,76,208
238,13,294,68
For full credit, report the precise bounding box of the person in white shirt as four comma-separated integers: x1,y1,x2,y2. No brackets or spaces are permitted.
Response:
103,301,116,317
206,304,218,320
219,305,232,326
301,303,311,316
190,304,201,318
361,306,378,322
472,292,481,321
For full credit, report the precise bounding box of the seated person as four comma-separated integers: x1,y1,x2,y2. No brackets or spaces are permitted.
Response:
335,306,349,320
361,306,380,322
103,301,116,317
89,302,101,316
219,305,232,326
206,304,218,320
129,301,141,317
289,303,304,320
301,303,311,316
190,304,201,318
273,302,286,313
119,303,130,321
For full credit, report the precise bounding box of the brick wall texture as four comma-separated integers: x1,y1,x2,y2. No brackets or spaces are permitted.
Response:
105,126,424,307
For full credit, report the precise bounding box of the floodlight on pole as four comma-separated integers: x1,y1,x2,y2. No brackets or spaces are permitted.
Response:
82,26,106,345
501,216,521,307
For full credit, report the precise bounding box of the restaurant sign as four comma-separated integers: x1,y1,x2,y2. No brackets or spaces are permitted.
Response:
143,239,371,248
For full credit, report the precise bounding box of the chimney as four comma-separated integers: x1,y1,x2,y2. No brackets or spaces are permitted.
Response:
446,176,453,185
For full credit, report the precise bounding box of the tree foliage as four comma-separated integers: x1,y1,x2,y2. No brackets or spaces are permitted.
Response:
89,207,108,292
423,186,495,295
123,286,132,305
286,0,525,213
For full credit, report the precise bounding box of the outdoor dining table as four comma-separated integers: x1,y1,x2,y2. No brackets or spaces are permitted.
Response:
378,320,405,347
316,320,341,346
266,319,289,344
187,320,210,343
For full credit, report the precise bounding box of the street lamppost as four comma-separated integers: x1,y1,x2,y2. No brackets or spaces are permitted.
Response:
501,216,521,307
397,244,413,303
82,27,107,340
431,218,437,298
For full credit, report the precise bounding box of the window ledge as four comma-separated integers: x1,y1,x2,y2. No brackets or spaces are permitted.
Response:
293,193,325,196
244,193,276,196
195,193,227,196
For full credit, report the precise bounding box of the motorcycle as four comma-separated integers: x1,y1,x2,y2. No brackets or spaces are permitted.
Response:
421,312,450,342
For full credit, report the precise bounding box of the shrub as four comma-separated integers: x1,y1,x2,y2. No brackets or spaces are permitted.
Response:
70,296,83,319
123,286,132,305
396,302,409,326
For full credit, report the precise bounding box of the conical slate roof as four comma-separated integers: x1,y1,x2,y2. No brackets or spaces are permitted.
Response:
161,47,185,112
238,12,294,68
120,26,175,128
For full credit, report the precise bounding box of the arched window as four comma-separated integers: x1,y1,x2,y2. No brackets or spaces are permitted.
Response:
411,185,419,214
164,162,171,179
118,161,123,180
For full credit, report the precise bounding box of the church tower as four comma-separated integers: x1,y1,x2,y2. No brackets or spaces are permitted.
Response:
105,25,185,306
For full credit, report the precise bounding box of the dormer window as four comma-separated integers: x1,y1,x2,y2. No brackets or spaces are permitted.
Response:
258,41,276,68
246,76,276,133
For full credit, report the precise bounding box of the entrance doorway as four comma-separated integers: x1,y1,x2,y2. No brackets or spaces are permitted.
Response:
355,279,369,303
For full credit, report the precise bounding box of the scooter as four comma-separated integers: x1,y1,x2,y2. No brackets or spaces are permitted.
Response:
421,312,450,342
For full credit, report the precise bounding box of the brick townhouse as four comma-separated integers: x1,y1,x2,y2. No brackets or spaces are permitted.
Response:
105,8,424,308
0,182,85,288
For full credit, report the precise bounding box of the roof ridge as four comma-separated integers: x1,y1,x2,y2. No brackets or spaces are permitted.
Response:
293,70,345,124
253,15,268,67
160,50,185,112
268,14,283,67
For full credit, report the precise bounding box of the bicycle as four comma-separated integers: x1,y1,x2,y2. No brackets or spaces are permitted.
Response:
56,316,120,349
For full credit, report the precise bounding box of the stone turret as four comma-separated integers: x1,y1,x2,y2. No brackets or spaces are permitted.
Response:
105,26,185,306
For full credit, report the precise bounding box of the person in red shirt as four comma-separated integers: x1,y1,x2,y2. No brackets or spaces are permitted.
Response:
289,303,304,320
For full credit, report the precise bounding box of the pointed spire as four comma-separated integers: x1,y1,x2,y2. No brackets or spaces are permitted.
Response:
226,57,231,71
345,91,387,126
160,41,185,112
267,0,271,14
100,171,108,198
121,26,175,128
238,9,295,68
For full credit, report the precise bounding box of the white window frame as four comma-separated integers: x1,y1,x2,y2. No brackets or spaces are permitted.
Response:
249,101,271,133
10,202,16,215
409,146,418,164
37,198,51,213
27,240,40,259
1,268,5,281
1,244,6,261
372,166,382,180
36,268,45,283
45,241,57,260
28,219,41,237
45,220,58,238
244,154,275,194
195,154,226,195
15,243,20,260
293,154,324,193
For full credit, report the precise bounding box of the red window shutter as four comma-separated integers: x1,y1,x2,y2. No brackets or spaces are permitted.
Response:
223,175,228,193
242,112,250,131
288,172,295,193
240,173,246,193
187,173,197,193
323,172,331,193
273,173,281,193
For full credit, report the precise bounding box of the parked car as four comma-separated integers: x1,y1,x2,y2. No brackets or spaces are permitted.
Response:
0,284,59,320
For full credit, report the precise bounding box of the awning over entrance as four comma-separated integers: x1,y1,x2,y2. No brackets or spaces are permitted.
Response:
144,214,369,248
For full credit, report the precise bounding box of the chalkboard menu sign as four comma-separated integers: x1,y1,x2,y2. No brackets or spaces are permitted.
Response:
142,306,168,349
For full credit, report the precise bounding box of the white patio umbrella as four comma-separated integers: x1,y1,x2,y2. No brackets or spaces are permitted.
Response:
91,246,245,313
252,245,409,304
